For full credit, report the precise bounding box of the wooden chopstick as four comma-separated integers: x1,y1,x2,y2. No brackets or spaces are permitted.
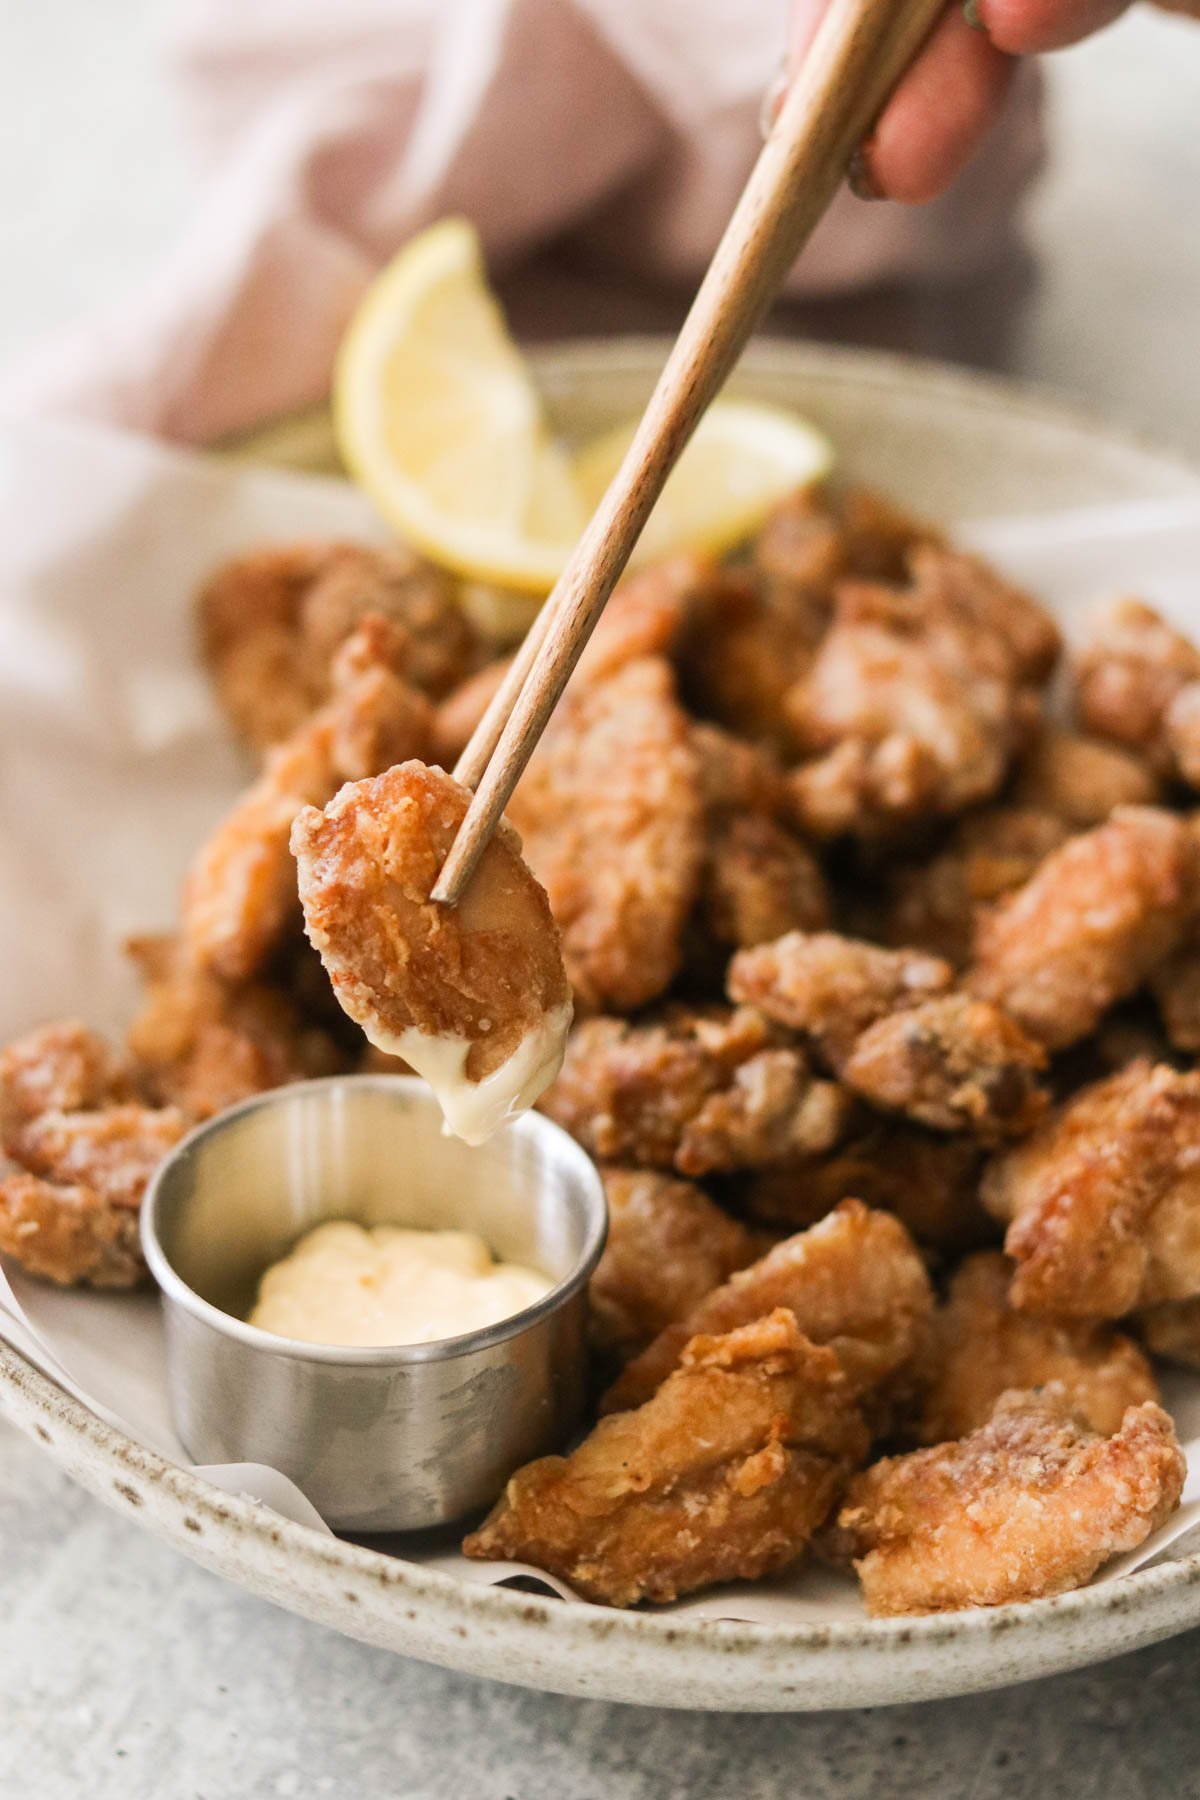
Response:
433,0,945,905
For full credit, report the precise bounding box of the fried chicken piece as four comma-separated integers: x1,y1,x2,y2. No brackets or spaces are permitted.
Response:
0,1021,188,1288
698,813,832,954
292,761,571,1143
738,1124,990,1255
464,1309,868,1607
751,487,848,600
837,487,943,581
0,1021,133,1149
1011,726,1161,825
14,1105,188,1209
915,1254,1159,1444
981,1060,1200,1316
603,1200,933,1419
677,565,827,746
728,931,953,1067
540,1006,850,1177
839,994,1046,1141
199,541,477,752
506,658,704,1012
783,549,1053,840
968,807,1200,1051
822,1385,1184,1617
1137,1296,1200,1370
182,616,433,983
880,807,1071,965
430,656,512,766
1074,597,1200,775
0,1174,145,1289
126,935,347,1118
589,1168,761,1362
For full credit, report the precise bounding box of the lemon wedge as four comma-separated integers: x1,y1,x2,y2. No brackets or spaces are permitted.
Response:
334,218,586,594
572,400,835,568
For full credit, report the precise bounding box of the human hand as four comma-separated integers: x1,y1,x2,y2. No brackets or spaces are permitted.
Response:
784,0,1133,202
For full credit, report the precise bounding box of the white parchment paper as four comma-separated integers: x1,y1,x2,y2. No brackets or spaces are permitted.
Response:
4,413,1200,1622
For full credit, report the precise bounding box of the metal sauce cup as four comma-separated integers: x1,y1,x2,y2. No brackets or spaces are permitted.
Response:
141,1075,607,1533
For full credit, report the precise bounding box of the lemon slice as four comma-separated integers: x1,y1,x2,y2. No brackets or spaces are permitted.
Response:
334,218,586,594
573,400,835,567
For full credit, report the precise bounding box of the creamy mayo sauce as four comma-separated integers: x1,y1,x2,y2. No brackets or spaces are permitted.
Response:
248,1220,553,1347
369,1000,573,1146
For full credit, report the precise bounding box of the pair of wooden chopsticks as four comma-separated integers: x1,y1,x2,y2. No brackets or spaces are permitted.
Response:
432,0,945,907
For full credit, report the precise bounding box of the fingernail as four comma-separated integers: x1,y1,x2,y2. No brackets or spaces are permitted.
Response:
963,0,986,29
847,145,885,202
758,60,788,140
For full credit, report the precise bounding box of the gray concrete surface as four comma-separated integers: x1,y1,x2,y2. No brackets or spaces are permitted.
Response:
3,4,1200,1795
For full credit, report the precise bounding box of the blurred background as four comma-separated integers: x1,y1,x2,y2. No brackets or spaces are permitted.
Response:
2,0,1198,451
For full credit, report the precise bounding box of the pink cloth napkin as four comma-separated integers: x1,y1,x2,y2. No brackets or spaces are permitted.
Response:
2,0,1044,446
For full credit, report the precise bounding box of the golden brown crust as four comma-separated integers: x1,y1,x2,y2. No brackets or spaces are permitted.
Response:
199,541,477,752
589,1168,760,1362
464,1309,868,1606
698,813,832,953
0,1174,146,1289
126,935,348,1118
182,615,433,983
981,1061,1200,1317
506,658,705,1012
728,931,954,1068
1074,597,1200,775
1137,1296,1200,1370
1011,726,1161,825
602,1200,933,1420
968,807,1200,1050
0,1022,133,1148
916,1254,1159,1444
540,1006,850,1177
293,761,569,1081
839,994,1047,1141
822,1386,1184,1617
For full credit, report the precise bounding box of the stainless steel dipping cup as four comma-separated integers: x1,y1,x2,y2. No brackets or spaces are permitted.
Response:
141,1075,607,1532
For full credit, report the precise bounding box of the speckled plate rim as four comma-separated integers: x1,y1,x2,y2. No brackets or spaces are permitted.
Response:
6,338,1200,1712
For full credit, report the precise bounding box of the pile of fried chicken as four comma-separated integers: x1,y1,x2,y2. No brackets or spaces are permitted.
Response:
6,489,1200,1619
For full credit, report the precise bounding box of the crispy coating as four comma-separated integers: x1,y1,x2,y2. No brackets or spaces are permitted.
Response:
589,1168,760,1362
1074,597,1200,774
603,1200,933,1419
292,761,569,1083
14,1105,188,1209
916,1254,1159,1444
839,993,1047,1141
738,1124,990,1255
728,930,953,1068
464,1309,868,1607
822,1386,1184,1617
0,1021,132,1149
981,1061,1200,1316
0,1021,187,1288
506,658,704,1012
182,616,433,983
541,1006,850,1177
783,549,1053,840
199,541,477,752
698,813,832,954
126,935,347,1118
968,807,1200,1050
881,807,1070,965
0,1174,145,1289
1011,726,1160,825
677,565,827,746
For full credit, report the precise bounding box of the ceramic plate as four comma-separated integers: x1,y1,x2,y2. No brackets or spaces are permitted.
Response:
4,340,1200,1712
